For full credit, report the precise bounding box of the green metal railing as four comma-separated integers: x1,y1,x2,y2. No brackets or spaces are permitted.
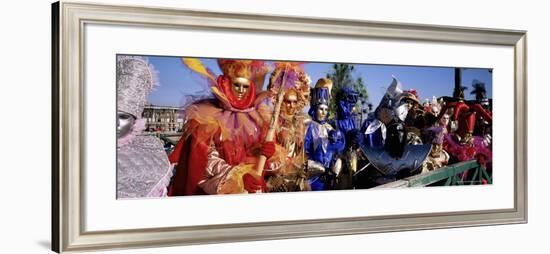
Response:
373,160,492,188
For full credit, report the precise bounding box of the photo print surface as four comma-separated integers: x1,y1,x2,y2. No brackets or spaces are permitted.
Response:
116,55,493,199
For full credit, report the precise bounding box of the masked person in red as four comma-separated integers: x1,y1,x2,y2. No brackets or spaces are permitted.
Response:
167,59,277,195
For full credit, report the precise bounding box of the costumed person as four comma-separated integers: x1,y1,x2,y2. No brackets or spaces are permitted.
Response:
421,126,450,174
355,77,405,188
361,77,406,149
264,63,311,192
442,109,493,183
470,80,492,146
423,98,431,113
438,86,492,147
400,89,425,145
116,55,173,198
167,58,279,195
422,96,444,130
437,86,492,183
359,77,431,186
331,86,363,189
435,97,452,135
304,84,345,191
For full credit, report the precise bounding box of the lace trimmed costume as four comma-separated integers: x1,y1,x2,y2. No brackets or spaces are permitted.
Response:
117,135,173,198
116,55,172,198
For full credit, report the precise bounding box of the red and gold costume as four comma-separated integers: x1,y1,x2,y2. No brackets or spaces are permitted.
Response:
439,99,493,177
167,59,277,195
439,99,492,145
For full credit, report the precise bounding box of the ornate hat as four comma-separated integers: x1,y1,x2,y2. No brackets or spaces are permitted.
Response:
308,87,331,122
374,77,408,122
315,78,333,95
218,59,252,82
423,126,445,145
458,112,477,136
400,89,420,105
310,87,330,107
117,55,158,119
336,86,359,104
268,62,311,108
217,59,268,84
376,77,402,110
214,59,268,110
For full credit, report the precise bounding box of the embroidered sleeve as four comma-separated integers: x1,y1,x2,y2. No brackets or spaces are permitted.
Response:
197,141,234,194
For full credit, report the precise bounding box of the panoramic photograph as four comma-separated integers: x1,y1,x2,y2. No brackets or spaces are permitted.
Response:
116,55,493,198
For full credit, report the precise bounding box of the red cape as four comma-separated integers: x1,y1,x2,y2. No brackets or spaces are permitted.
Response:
167,120,211,196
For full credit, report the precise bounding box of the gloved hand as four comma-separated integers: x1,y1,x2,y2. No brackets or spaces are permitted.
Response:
261,141,276,159
331,158,342,176
242,173,266,193
328,130,343,144
307,160,326,177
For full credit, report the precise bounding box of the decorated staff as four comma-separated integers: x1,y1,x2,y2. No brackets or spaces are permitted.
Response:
250,63,290,192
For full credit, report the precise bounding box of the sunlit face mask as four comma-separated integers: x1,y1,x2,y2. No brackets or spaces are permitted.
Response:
316,104,329,122
440,114,450,126
282,91,299,116
117,111,136,138
231,77,251,101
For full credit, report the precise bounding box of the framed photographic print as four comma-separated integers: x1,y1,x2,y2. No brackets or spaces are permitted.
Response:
52,1,527,253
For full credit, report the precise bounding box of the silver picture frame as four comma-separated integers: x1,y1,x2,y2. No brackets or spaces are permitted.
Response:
52,1,527,252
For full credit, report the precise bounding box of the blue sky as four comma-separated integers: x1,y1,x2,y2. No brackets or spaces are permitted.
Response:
146,56,492,107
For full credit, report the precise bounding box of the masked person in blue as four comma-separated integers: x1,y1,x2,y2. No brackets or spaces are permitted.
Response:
331,86,364,189
304,81,345,191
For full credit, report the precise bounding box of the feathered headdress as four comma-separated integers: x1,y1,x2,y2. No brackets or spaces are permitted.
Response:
218,59,268,88
182,57,269,90
182,58,217,86
218,59,252,80
268,62,311,108
423,126,445,145
182,57,269,110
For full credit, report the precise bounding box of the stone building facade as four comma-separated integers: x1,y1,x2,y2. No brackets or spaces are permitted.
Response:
142,105,184,133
